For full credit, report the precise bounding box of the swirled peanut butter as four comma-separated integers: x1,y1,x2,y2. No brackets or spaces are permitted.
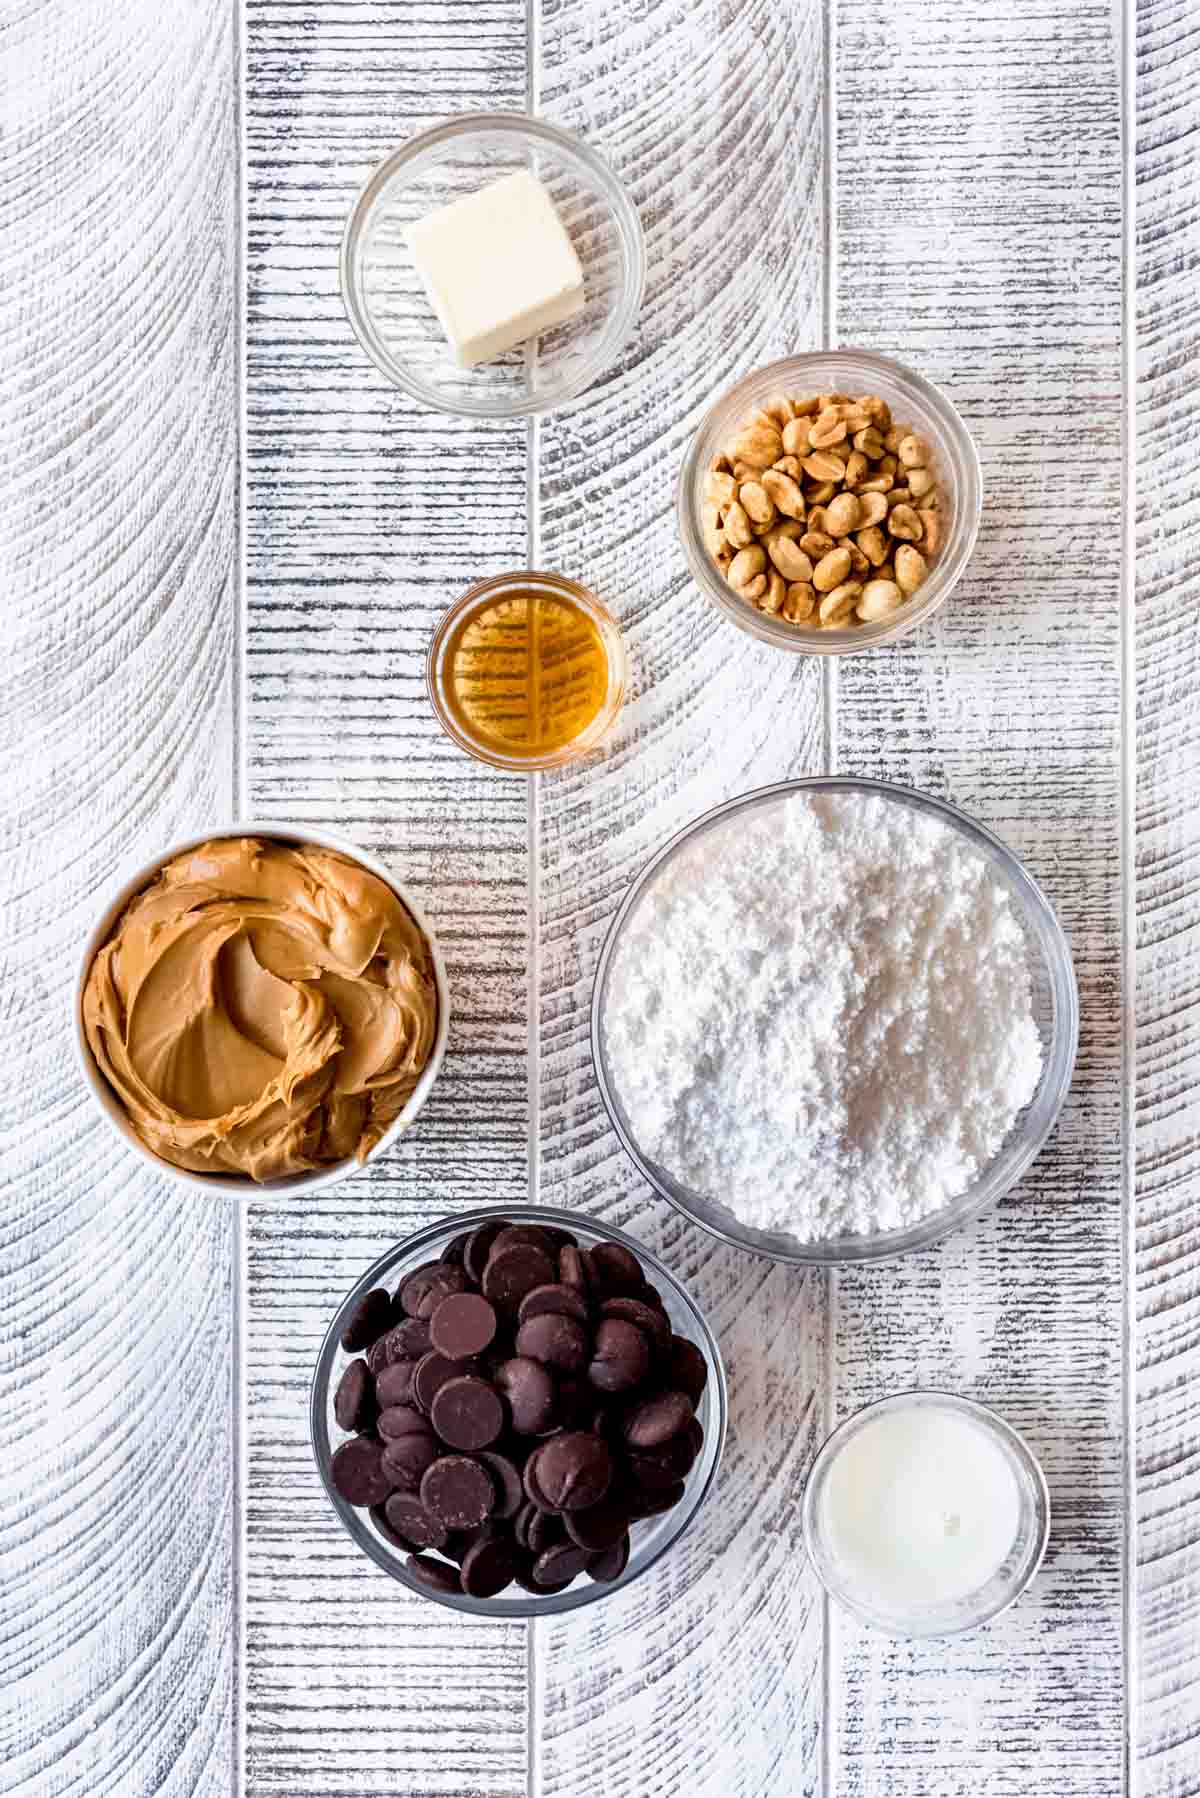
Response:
83,838,439,1181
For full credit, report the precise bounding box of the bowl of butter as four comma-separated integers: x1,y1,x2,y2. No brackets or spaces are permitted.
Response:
341,113,645,418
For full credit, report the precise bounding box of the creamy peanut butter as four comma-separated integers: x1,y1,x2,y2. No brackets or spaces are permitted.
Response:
83,838,439,1181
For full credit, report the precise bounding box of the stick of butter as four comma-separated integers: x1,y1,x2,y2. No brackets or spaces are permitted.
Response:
404,170,586,370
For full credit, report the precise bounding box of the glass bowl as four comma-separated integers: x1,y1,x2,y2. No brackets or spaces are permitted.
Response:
801,1391,1051,1637
340,114,645,419
311,1206,727,1616
676,350,982,654
591,778,1078,1265
427,570,628,771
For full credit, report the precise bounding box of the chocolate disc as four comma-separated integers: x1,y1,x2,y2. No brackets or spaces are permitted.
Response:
489,1224,556,1260
413,1350,475,1415
340,1287,393,1353
627,1479,686,1519
431,1375,504,1452
330,1436,393,1508
667,1335,709,1405
563,1499,631,1552
366,1335,394,1375
421,1454,495,1529
334,1359,375,1432
532,1542,590,1588
483,1245,557,1314
430,1292,498,1360
526,1507,563,1553
441,1230,471,1267
376,1403,429,1441
380,1432,440,1492
557,1245,590,1293
623,1389,693,1449
587,1534,631,1583
600,1297,671,1357
397,1261,448,1319
532,1431,613,1512
518,1283,590,1327
406,1552,461,1595
628,1431,696,1490
384,1491,447,1550
516,1311,589,1374
587,1319,650,1394
375,1359,419,1409
370,1501,417,1552
460,1534,518,1598
413,1264,470,1320
587,1242,645,1297
464,1220,509,1284
386,1316,433,1361
475,1451,524,1520
494,1356,556,1436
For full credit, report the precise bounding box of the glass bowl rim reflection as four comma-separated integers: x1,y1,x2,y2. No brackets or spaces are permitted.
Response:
800,1388,1052,1637
676,349,983,655
339,111,647,419
591,777,1079,1266
426,570,629,771
311,1204,728,1617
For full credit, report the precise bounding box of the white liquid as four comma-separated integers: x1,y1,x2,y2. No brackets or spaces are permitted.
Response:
819,1405,1021,1610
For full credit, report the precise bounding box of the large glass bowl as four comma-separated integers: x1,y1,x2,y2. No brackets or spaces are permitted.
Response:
311,1206,727,1616
340,114,645,419
677,350,982,654
591,779,1078,1265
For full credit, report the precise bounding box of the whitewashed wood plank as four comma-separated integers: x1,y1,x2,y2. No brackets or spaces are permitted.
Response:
242,4,532,1792
530,1,830,1791
1136,0,1200,1789
833,1,1127,1792
1,1,238,1795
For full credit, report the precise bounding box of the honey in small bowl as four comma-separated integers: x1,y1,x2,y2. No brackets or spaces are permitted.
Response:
428,572,627,770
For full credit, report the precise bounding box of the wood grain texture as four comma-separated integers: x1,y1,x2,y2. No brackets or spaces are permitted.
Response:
2,1,238,1795
833,1,1127,1791
530,1,831,1791
1136,0,1200,1790
242,3,532,1792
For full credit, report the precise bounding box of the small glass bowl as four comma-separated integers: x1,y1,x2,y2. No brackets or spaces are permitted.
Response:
427,571,628,772
340,114,645,418
591,778,1078,1265
677,350,982,654
802,1392,1051,1637
311,1206,728,1617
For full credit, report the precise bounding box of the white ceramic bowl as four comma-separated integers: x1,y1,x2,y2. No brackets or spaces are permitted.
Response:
75,823,451,1197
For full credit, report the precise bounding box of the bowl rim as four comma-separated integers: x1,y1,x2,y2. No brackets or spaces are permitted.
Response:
74,821,452,1198
339,111,647,420
800,1388,1052,1637
590,776,1080,1265
426,568,629,771
676,348,984,656
310,1204,729,1617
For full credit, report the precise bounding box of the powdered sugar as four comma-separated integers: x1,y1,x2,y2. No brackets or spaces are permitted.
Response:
601,791,1045,1243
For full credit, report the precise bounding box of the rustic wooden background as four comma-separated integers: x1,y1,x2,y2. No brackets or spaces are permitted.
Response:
3,0,1193,1791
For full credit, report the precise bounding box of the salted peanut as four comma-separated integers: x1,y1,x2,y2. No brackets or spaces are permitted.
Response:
728,544,767,588
805,480,838,506
730,424,783,468
724,500,754,549
907,467,936,498
801,450,844,483
783,581,816,622
894,545,928,595
888,504,923,542
716,541,734,568
819,580,862,625
856,491,888,529
856,578,905,621
740,481,777,528
807,505,829,534
813,546,852,592
853,425,885,459
732,460,756,482
883,426,906,456
817,391,851,409
711,453,733,474
765,531,815,582
824,492,861,537
763,397,796,427
856,524,889,566
897,434,928,469
887,487,913,509
857,471,894,495
702,502,725,558
918,509,942,554
809,407,848,450
842,451,869,489
763,569,787,612
782,417,811,457
879,454,898,479
801,528,835,558
772,454,804,480
742,574,768,603
789,394,820,417
843,540,870,578
760,468,806,518
841,403,873,433
706,469,738,508
862,395,892,430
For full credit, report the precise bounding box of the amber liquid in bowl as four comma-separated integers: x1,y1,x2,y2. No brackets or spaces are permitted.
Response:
429,573,626,770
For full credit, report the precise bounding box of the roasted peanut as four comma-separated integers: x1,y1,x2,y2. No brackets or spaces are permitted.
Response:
819,580,862,625
809,407,848,449
731,424,784,467
856,524,889,566
856,578,905,620
763,569,787,612
760,468,806,518
724,500,754,549
801,451,845,483
728,544,767,588
813,546,852,592
741,574,768,603
801,529,835,558
804,480,838,506
888,504,923,542
856,491,889,529
740,481,777,528
897,434,928,469
843,450,869,489
895,544,928,594
765,531,816,583
824,492,861,537
918,509,942,554
907,466,936,499
706,469,738,509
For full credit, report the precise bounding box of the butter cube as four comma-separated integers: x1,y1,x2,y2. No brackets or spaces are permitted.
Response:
404,170,586,369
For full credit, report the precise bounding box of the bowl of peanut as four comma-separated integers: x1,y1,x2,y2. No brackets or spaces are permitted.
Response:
676,351,982,653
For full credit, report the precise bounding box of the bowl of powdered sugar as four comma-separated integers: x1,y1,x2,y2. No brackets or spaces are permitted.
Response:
593,779,1078,1264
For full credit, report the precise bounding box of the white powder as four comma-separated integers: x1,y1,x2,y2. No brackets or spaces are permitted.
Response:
602,792,1044,1243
